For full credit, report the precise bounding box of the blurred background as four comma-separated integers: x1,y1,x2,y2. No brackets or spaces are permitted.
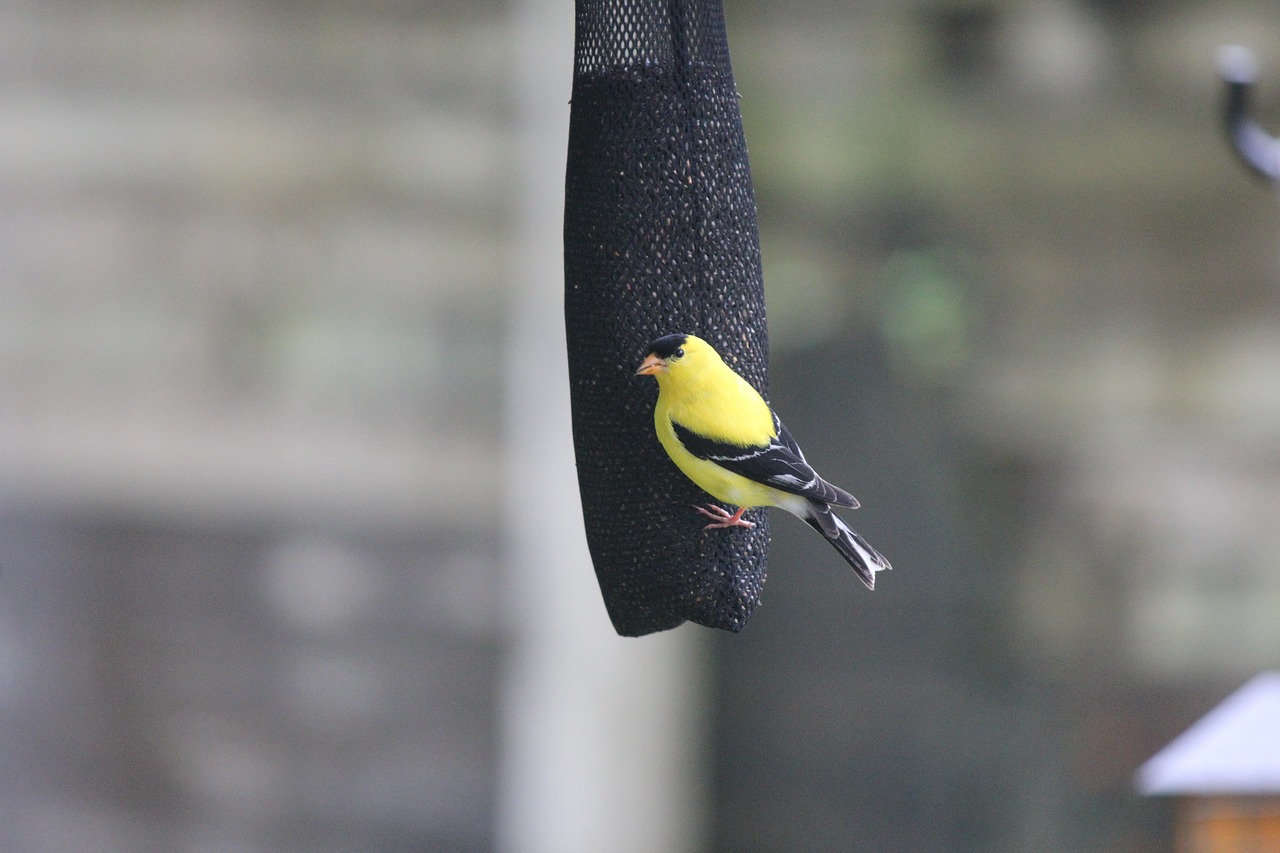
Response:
2,0,1280,851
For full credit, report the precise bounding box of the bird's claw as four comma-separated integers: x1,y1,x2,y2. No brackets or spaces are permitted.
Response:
693,503,755,530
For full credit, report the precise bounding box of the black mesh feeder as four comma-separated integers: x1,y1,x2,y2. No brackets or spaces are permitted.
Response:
564,0,770,636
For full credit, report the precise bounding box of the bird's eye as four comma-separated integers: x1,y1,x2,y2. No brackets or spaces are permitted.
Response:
673,347,684,359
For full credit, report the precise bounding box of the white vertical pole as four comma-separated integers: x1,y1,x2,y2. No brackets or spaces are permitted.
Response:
499,2,710,853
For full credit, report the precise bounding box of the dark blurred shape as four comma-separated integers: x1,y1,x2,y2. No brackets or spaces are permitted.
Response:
924,4,1000,82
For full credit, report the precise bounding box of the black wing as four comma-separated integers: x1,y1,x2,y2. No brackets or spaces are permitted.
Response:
672,412,858,507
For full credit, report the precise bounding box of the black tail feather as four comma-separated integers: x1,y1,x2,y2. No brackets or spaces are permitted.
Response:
803,504,891,590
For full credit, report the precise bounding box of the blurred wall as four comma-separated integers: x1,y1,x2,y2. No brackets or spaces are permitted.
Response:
0,2,513,850
711,1,1280,851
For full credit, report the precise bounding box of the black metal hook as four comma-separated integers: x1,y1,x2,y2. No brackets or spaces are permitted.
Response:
1220,45,1280,182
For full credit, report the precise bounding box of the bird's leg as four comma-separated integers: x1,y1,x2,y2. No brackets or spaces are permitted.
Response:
694,504,755,530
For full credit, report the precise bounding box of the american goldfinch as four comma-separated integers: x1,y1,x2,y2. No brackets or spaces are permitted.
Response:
636,333,890,589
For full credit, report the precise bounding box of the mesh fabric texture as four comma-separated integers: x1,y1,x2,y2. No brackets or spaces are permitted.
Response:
564,0,771,635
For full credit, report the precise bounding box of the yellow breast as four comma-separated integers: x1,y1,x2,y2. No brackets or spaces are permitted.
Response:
652,367,780,508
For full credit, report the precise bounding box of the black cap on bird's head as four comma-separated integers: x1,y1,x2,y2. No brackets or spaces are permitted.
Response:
647,334,688,359
636,333,691,376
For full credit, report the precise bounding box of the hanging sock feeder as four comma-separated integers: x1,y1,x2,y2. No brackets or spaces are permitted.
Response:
564,0,770,635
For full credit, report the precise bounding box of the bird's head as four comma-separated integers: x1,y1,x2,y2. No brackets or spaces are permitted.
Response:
635,333,719,380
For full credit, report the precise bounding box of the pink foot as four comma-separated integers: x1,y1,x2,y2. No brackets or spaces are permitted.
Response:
693,504,755,530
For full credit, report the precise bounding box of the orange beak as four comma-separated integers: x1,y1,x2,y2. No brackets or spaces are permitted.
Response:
635,353,666,376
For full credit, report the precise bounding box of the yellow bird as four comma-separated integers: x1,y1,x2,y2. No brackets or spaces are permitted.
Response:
636,333,890,589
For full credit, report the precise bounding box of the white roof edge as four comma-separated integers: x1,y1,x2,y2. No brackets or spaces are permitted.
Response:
1137,672,1280,796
